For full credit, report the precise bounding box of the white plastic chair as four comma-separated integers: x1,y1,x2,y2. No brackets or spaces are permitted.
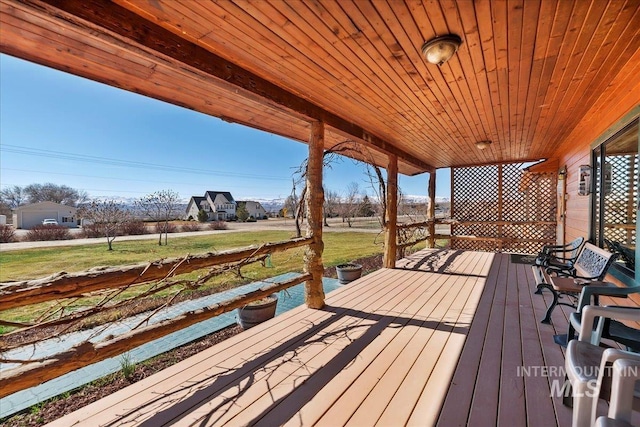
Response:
565,306,640,427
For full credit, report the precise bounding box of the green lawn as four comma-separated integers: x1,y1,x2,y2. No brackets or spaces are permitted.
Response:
0,231,384,282
0,231,384,326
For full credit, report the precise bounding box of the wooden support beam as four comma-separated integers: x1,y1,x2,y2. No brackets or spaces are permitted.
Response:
304,121,325,309
428,171,437,248
0,273,311,398
0,237,312,311
384,154,398,268
18,0,434,173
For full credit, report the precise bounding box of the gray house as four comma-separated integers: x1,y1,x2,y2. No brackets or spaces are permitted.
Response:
12,201,78,229
185,191,236,221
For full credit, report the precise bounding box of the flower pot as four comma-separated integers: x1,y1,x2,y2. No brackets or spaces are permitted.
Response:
237,293,278,329
336,263,363,284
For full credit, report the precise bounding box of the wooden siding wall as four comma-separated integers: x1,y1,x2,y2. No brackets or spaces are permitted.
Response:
553,49,640,286
554,49,640,245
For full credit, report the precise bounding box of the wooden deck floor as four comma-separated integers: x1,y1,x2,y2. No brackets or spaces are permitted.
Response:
47,249,597,426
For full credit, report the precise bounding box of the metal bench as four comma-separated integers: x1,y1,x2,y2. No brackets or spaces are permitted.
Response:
533,242,617,324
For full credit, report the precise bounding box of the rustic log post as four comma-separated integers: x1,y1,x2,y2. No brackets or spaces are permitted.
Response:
304,121,325,309
428,171,437,248
384,154,398,268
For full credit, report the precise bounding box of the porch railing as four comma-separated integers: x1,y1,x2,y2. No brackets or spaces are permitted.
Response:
0,236,312,398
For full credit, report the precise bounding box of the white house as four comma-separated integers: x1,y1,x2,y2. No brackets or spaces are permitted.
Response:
185,191,236,221
237,200,268,220
13,201,78,229
184,196,208,221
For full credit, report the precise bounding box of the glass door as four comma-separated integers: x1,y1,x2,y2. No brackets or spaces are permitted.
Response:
591,119,638,285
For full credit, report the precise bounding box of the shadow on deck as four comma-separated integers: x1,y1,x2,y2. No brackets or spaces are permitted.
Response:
47,249,596,426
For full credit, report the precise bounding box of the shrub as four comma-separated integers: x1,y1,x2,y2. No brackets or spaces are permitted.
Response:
0,225,16,243
121,220,147,236
26,225,72,241
197,209,208,223
80,223,104,238
154,222,177,234
208,221,228,230
180,222,201,232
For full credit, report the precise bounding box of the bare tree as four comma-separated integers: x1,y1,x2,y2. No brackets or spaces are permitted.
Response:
79,200,131,250
23,183,89,206
0,185,26,209
324,188,340,226
136,190,181,245
342,182,361,227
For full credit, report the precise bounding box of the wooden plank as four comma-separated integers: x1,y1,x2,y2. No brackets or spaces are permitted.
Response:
436,252,503,426
465,252,509,426
396,252,493,426
516,0,541,159
497,255,526,425
532,0,590,153
515,262,559,426
525,262,573,426
456,0,500,143
539,0,636,152
491,0,511,161
507,0,524,160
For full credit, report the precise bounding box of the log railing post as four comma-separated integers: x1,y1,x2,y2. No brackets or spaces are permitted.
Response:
304,121,325,309
428,171,436,248
384,154,398,268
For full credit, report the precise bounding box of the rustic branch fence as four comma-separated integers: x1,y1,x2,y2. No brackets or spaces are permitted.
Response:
0,236,313,398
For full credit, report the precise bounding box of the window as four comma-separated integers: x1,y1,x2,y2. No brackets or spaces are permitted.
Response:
61,216,74,223
591,118,638,280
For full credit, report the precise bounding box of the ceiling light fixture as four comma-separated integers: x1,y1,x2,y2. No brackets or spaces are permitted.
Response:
421,34,462,65
476,140,492,150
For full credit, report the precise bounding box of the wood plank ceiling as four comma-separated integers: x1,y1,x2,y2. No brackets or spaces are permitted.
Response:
1,0,639,176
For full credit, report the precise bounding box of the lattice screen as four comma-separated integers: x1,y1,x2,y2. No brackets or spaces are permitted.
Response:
451,163,557,254
603,154,638,246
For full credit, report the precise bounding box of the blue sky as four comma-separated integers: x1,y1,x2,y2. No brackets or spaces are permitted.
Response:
0,54,449,202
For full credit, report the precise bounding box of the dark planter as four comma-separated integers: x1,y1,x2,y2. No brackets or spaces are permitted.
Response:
336,263,363,284
237,293,278,329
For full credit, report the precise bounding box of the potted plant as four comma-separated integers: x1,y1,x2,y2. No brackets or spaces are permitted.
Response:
237,293,278,329
336,263,363,284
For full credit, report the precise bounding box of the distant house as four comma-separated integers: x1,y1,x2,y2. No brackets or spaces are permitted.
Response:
237,200,268,220
184,196,207,221
12,201,78,229
185,191,236,221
